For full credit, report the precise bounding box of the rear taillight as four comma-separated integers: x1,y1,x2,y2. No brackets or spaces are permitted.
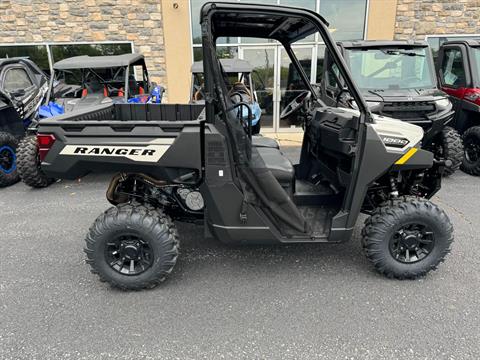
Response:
463,88,480,106
37,134,56,162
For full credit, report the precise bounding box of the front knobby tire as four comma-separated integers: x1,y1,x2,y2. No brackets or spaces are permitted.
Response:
461,126,480,176
84,203,179,290
438,126,463,176
362,196,453,279
0,131,20,187
17,135,55,188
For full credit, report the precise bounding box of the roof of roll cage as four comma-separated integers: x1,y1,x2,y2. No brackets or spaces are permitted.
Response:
339,40,429,49
200,2,328,44
53,53,145,70
191,59,253,73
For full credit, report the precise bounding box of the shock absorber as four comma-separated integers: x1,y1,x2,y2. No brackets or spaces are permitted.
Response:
389,175,399,198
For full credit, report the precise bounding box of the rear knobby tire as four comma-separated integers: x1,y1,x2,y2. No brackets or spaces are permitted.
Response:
0,131,20,187
362,196,453,279
439,126,463,176
84,203,179,290
461,126,480,176
17,135,55,188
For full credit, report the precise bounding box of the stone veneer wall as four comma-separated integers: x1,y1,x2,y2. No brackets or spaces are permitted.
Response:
394,0,480,40
0,0,166,87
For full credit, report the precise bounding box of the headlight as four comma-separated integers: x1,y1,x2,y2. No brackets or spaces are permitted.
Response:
435,98,450,108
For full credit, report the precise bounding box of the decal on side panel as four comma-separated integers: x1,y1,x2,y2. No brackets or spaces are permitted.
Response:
60,140,174,163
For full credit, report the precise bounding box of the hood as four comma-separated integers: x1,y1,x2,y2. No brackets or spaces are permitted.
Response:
339,107,424,153
361,88,447,103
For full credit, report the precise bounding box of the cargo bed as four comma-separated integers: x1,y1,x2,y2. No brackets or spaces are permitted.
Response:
38,103,206,182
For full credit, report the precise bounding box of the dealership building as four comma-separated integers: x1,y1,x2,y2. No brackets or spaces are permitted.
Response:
1,0,479,132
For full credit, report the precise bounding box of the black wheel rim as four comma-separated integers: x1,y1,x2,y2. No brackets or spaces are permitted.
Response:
389,223,435,264
0,145,16,174
464,136,480,163
105,234,154,275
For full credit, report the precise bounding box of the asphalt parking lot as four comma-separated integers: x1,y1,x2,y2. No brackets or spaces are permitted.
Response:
1,146,480,359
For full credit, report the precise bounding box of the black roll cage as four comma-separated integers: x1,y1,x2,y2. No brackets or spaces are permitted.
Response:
199,2,374,232
200,2,372,124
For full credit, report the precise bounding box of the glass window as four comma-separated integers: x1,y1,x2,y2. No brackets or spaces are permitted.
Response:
193,46,238,62
50,43,132,64
315,45,326,83
427,36,480,61
279,0,315,10
0,45,50,73
243,48,275,128
441,48,466,88
191,0,237,44
3,68,33,92
473,48,480,81
320,0,367,41
280,47,312,128
345,47,436,90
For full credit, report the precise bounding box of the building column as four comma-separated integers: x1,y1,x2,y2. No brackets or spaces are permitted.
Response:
161,0,192,103
366,0,398,40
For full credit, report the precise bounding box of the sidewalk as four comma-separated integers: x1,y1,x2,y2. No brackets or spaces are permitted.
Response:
261,132,303,147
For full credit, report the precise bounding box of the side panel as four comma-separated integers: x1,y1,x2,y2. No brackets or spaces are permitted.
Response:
39,120,204,181
338,124,431,231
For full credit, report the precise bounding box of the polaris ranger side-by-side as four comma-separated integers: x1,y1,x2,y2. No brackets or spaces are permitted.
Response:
17,53,164,188
35,3,453,290
0,58,49,187
437,39,480,175
321,41,463,176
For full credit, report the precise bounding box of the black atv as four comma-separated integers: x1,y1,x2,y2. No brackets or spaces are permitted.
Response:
437,39,480,175
0,58,49,187
321,41,463,176
17,53,163,188
34,3,453,290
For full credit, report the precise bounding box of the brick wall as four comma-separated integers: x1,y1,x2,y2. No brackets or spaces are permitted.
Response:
0,0,166,85
394,0,480,40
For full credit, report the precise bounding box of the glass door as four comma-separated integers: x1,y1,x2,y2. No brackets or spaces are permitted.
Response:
278,46,314,130
240,47,276,131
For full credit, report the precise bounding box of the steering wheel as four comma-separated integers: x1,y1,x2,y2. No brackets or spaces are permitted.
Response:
280,90,311,119
335,88,351,107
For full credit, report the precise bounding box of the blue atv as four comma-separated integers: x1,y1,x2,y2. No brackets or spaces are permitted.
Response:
0,58,49,187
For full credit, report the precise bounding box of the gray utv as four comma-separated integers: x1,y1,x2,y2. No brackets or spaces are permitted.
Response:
321,41,463,176
34,3,453,290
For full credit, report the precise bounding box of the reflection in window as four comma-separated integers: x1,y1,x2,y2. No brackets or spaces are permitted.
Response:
320,0,367,41
3,68,33,92
190,0,237,44
0,45,50,73
50,43,132,64
316,45,326,83
427,36,480,61
441,49,466,88
193,46,238,62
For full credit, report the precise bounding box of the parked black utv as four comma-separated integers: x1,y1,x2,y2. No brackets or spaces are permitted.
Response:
17,53,162,188
437,40,480,175
321,41,463,176
35,3,453,290
0,58,49,187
